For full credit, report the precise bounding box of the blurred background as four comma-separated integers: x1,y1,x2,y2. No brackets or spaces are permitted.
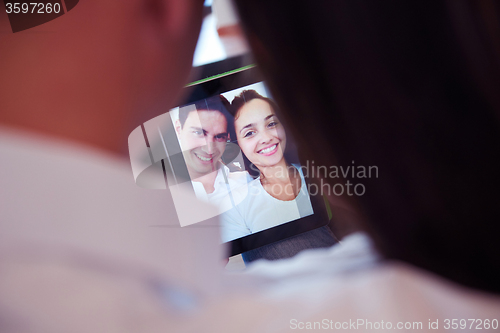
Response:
189,0,252,83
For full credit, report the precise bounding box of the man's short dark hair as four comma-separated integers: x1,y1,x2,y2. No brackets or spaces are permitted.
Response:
178,95,234,138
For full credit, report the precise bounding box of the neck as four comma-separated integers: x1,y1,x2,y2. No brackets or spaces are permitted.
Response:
0,66,130,158
189,163,222,194
259,159,291,184
0,15,183,159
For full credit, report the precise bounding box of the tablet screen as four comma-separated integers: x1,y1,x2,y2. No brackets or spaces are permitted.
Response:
170,82,315,242
129,67,329,255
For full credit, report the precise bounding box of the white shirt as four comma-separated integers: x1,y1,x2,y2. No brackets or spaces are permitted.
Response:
0,127,224,333
192,164,250,214
236,232,380,280
220,165,314,242
203,233,500,333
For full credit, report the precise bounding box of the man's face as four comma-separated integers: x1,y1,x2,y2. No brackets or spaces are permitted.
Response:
176,110,228,179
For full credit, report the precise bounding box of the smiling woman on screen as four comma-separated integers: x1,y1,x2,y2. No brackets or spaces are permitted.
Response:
220,90,314,242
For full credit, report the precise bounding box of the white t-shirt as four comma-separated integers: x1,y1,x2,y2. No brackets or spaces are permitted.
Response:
0,127,224,333
202,233,500,333
192,164,250,214
220,165,314,242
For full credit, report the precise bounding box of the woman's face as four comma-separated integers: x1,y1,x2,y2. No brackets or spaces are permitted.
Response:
234,98,287,169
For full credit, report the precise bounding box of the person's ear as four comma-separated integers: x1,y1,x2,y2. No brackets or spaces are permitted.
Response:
175,119,182,134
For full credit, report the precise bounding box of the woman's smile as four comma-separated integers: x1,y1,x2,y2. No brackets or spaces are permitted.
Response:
257,143,279,156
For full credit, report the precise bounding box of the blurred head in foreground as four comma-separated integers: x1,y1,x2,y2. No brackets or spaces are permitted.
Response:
233,0,500,293
0,0,204,156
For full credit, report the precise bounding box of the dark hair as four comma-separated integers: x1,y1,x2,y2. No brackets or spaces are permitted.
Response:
230,89,280,119
234,0,500,293
178,95,235,140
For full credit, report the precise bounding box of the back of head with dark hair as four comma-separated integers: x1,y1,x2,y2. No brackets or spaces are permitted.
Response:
234,0,500,293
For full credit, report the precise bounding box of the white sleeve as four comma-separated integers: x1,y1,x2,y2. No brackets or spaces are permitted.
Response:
220,205,251,243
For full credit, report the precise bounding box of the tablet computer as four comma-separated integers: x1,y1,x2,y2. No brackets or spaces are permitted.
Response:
129,65,331,257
